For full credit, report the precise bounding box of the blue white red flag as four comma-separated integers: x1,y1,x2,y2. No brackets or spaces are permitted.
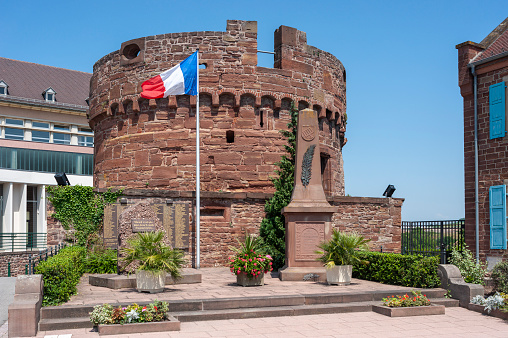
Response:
141,51,198,98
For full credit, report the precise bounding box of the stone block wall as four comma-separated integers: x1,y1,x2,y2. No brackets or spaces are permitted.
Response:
0,252,30,277
88,20,347,197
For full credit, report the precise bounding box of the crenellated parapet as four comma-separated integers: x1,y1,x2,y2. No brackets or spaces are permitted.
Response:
88,20,347,196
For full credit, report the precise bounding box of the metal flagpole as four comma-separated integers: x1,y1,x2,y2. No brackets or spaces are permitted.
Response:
196,49,200,269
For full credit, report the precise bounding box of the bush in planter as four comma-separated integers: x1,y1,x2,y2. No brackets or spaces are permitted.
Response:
352,252,440,288
90,300,169,326
382,290,431,307
492,261,508,293
315,230,370,268
122,231,185,278
35,246,86,306
449,246,486,285
229,233,273,278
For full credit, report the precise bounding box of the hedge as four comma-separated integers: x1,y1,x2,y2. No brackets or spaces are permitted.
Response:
35,246,86,306
352,251,440,288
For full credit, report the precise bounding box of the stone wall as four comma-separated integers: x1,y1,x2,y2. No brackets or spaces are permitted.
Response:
0,251,30,277
113,190,403,267
88,20,347,197
458,40,508,263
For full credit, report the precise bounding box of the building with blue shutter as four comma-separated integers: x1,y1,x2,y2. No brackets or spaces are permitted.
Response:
457,17,508,268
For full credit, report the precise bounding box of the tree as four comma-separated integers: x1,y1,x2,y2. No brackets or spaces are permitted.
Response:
260,102,298,269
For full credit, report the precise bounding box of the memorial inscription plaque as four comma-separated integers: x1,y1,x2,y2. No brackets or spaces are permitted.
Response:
131,219,156,232
103,204,118,249
295,223,325,261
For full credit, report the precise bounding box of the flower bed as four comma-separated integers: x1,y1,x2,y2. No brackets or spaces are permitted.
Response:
90,300,179,335
469,292,508,319
374,291,443,317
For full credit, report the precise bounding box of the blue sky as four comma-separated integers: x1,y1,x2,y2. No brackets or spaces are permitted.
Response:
1,1,507,221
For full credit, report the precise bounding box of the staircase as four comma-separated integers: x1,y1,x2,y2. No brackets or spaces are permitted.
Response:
39,288,459,331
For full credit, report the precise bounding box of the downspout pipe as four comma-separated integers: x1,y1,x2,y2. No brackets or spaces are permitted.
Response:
471,64,480,264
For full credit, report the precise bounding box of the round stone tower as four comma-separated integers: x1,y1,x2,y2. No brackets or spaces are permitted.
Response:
88,20,348,266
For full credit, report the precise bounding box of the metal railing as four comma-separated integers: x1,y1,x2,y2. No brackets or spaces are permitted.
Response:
401,220,465,264
0,232,47,252
27,243,66,275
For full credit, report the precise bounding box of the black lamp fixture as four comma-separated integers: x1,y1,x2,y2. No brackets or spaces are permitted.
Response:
383,184,395,198
54,172,70,186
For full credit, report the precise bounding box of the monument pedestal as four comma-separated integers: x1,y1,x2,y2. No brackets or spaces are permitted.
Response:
279,205,335,282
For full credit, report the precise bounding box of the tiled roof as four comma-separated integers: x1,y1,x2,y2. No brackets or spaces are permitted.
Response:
0,57,91,106
470,17,508,64
473,29,508,63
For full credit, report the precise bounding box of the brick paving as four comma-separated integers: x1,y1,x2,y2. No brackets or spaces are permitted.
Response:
25,268,508,337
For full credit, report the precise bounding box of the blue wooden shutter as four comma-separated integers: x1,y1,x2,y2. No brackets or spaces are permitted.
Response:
490,185,507,249
489,82,506,139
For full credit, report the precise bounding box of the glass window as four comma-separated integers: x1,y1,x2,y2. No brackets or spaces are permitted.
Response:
32,130,50,143
33,121,50,129
4,128,24,140
79,127,93,134
46,93,54,102
53,132,70,145
53,124,69,131
0,87,5,95
78,135,94,147
5,119,23,126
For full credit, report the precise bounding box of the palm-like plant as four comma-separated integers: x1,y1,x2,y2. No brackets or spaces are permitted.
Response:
316,230,370,269
121,231,185,279
231,233,266,256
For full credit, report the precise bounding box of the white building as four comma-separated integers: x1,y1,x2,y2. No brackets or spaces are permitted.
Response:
0,57,93,251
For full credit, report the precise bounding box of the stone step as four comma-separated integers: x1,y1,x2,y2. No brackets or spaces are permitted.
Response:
39,316,92,331
38,296,458,332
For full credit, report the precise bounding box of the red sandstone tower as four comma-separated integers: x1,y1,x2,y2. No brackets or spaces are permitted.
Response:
88,20,349,266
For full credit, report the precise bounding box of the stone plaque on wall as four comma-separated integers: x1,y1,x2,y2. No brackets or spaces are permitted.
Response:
131,219,156,232
295,222,325,261
103,204,118,249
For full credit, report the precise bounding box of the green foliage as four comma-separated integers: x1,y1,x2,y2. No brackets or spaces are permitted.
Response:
46,185,122,247
85,248,117,274
90,301,169,326
315,230,370,268
402,228,465,254
492,261,508,293
35,246,86,306
121,231,185,279
352,251,440,288
259,102,298,269
449,246,486,285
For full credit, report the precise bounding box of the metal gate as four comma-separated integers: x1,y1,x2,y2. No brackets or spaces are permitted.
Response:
401,220,465,264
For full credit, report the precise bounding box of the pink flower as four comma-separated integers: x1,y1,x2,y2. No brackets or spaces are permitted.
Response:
249,259,252,262
266,255,272,259
254,263,257,266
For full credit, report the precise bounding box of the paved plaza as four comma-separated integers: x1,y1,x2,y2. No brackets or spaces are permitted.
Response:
4,268,507,337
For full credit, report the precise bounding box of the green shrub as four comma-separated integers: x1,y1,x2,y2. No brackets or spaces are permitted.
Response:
352,251,440,288
448,246,486,285
35,246,86,306
85,249,117,274
492,261,508,293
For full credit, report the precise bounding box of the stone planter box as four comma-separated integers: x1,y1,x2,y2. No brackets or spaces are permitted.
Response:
373,304,445,317
98,316,180,335
236,272,264,286
136,270,165,293
468,303,508,320
326,265,352,285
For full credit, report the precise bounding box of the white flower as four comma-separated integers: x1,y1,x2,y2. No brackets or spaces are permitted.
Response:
126,309,139,323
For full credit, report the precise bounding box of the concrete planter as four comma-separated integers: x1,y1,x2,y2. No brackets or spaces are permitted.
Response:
98,316,180,335
373,304,445,317
326,265,352,285
468,303,508,320
236,272,264,286
136,270,165,293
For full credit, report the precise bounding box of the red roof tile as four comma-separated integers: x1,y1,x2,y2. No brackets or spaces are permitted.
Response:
473,29,508,62
0,57,91,106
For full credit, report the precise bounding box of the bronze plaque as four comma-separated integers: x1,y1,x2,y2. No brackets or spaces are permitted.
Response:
131,218,156,232
103,204,118,249
295,222,325,261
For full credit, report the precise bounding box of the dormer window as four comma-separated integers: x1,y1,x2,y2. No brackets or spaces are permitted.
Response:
0,80,8,95
42,87,56,102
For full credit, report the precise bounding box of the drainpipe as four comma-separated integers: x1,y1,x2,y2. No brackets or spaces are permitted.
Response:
471,64,480,264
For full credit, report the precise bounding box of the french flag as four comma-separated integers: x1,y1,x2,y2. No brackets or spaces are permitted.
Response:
141,51,198,99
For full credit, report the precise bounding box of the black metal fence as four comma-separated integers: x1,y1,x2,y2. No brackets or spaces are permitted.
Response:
0,232,47,252
401,220,465,264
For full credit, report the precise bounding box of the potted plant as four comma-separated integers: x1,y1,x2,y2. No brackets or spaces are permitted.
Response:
229,233,273,286
315,229,370,285
121,231,185,293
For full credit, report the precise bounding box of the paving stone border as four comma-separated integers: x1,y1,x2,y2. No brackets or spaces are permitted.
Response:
97,316,180,335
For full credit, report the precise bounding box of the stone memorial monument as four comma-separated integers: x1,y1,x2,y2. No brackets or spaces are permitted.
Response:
279,108,336,282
